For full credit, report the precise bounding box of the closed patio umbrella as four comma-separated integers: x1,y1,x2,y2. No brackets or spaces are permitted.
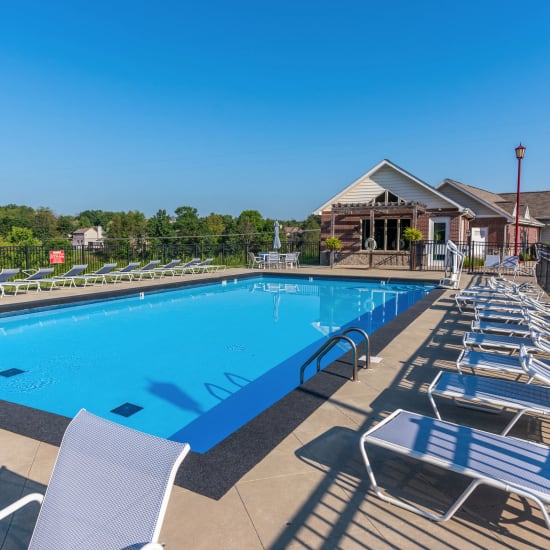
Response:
273,220,282,250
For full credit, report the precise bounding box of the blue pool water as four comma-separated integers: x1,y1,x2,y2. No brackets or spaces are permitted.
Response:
0,276,433,452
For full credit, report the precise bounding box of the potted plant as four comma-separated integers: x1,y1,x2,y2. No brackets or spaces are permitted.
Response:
325,237,343,269
402,228,423,270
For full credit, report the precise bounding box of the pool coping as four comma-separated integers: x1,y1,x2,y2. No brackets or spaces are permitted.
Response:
0,273,444,499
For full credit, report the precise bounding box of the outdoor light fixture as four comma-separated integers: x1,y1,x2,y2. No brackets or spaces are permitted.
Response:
514,143,526,256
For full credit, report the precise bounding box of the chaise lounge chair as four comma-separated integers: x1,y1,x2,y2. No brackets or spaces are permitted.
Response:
0,268,21,297
79,263,119,286
108,262,141,282
5,268,56,294
462,330,550,355
129,260,162,280
428,370,550,435
360,408,550,528
171,258,201,274
0,409,190,549
51,264,89,287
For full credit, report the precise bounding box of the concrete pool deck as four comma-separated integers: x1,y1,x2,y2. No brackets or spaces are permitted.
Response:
0,266,548,549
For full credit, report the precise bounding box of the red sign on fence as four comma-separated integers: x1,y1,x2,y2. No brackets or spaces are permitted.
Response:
49,250,65,264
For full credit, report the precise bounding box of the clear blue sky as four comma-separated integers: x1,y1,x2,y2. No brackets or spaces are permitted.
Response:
1,0,549,220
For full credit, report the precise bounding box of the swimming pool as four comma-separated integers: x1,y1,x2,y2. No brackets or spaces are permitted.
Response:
0,276,434,453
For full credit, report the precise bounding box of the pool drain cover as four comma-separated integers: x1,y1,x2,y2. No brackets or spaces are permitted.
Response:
111,402,143,417
0,368,25,378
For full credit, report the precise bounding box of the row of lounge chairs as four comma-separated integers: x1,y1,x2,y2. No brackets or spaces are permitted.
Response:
0,257,226,296
360,275,550,530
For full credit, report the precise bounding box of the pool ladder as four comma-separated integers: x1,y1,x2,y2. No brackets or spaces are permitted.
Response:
299,327,370,384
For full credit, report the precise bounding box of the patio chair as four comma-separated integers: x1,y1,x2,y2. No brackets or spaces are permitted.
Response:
0,409,190,550
284,251,300,269
108,262,141,282
265,252,281,269
248,251,266,269
79,263,119,286
428,370,550,435
360,408,550,528
0,268,21,297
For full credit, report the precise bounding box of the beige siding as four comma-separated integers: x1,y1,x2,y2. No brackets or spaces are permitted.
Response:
370,165,451,208
438,183,499,216
331,175,384,204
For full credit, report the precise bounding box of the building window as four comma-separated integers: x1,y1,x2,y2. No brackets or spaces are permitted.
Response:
361,218,411,251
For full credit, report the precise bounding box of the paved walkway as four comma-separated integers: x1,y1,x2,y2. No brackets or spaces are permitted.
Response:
0,267,547,549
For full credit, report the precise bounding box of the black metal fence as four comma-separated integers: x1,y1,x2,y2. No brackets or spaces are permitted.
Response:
409,240,539,273
0,238,321,275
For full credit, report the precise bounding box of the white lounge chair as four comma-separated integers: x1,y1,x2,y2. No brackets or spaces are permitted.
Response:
108,262,141,282
51,264,89,287
360,408,550,528
7,268,56,294
463,331,549,355
456,348,528,378
191,258,226,273
428,370,550,435
0,268,21,297
482,254,501,274
149,259,182,277
0,409,190,549
171,258,201,274
79,263,119,286
130,260,162,280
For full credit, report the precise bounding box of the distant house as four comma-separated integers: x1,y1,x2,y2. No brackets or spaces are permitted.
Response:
71,226,104,248
313,159,474,266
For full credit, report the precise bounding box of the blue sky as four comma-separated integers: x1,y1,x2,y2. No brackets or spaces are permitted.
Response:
1,1,549,220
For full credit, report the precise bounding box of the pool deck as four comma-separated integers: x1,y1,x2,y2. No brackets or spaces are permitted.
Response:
0,266,548,549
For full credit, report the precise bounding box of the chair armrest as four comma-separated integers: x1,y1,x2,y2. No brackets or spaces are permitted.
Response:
0,492,44,521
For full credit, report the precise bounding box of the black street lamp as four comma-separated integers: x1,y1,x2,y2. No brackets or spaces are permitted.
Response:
514,143,526,257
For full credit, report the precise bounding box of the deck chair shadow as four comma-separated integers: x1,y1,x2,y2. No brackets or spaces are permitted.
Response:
0,409,190,550
360,409,550,529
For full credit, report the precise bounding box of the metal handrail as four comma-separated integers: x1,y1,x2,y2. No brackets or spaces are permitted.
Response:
299,327,370,384
341,327,370,370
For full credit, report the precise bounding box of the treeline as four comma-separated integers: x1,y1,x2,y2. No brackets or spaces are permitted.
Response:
0,204,321,246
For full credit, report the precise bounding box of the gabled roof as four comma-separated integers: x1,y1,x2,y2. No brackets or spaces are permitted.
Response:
498,191,550,220
439,179,544,227
313,159,469,215
438,179,514,221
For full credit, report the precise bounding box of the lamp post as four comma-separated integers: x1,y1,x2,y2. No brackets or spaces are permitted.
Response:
514,143,526,257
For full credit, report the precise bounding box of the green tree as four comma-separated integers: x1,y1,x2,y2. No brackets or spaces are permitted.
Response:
56,215,78,237
107,211,147,240
4,226,42,246
147,209,174,241
173,206,202,236
33,207,58,242
0,204,35,237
